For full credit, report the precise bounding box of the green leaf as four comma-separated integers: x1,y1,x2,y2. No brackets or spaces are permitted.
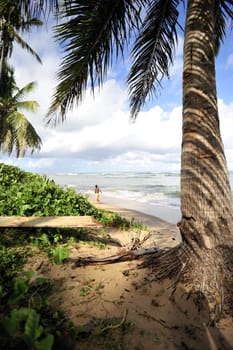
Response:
24,309,43,341
39,234,50,244
9,278,29,303
2,308,30,336
25,270,34,281
35,334,54,350
53,246,70,265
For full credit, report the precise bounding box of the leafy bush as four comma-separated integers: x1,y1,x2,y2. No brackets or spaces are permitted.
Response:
0,163,95,216
0,163,139,229
0,271,61,350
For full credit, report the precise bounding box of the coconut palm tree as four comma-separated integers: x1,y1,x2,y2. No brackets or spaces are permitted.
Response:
0,64,42,157
0,1,54,157
43,0,233,318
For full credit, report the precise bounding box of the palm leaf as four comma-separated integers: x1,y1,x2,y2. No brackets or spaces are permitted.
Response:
213,1,227,55
11,29,42,64
221,0,233,19
13,81,37,101
127,0,181,119
16,101,39,112
10,0,59,19
214,1,233,54
7,111,42,157
0,2,43,78
1,128,14,155
46,0,145,125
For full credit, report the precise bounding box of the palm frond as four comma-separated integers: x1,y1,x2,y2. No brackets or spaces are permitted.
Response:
24,121,42,152
14,81,37,101
12,29,42,64
16,100,39,112
220,0,233,35
46,0,145,126
12,0,59,19
7,111,42,157
127,0,181,119
1,128,14,155
0,2,43,79
0,63,16,98
221,0,233,19
213,1,226,55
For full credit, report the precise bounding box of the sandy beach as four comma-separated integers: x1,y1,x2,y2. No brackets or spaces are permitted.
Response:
91,200,182,250
92,200,179,227
89,193,181,225
26,201,233,350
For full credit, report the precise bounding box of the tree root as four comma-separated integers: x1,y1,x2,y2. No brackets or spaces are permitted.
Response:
71,231,233,319
131,241,233,320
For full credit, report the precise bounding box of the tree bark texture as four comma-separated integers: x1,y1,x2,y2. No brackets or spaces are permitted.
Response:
180,0,233,250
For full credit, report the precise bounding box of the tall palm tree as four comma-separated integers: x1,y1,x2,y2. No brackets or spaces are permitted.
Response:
44,0,233,318
0,64,42,157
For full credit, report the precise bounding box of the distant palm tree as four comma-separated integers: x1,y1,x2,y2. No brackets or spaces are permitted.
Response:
0,1,47,157
0,65,41,157
43,0,233,319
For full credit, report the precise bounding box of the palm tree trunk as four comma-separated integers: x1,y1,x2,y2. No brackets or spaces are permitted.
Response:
180,0,233,250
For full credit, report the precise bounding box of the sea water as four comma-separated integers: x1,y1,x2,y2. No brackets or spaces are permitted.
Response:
47,172,180,224
47,171,233,224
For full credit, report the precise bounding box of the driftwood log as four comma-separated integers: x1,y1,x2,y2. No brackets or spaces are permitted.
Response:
73,246,163,267
72,232,166,267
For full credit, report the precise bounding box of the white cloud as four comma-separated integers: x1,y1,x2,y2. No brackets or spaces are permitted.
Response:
3,25,233,174
35,84,182,163
25,158,56,170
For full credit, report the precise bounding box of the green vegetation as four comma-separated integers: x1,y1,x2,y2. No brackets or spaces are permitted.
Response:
0,163,135,227
0,163,142,349
0,163,92,216
0,271,54,350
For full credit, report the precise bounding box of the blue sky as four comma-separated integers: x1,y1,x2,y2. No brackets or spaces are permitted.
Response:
1,8,233,175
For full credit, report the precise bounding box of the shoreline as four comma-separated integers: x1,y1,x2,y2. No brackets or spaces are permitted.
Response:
90,198,182,248
89,193,181,225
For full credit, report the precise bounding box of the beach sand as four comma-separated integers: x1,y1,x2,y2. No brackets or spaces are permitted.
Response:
26,202,233,350
92,200,182,250
89,193,181,225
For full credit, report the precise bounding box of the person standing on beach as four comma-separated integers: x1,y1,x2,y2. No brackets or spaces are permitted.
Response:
94,185,102,203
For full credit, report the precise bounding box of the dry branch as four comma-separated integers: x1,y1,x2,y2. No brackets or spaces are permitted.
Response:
72,246,162,267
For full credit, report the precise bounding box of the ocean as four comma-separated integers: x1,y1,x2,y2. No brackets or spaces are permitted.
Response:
47,171,233,225
47,172,180,224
